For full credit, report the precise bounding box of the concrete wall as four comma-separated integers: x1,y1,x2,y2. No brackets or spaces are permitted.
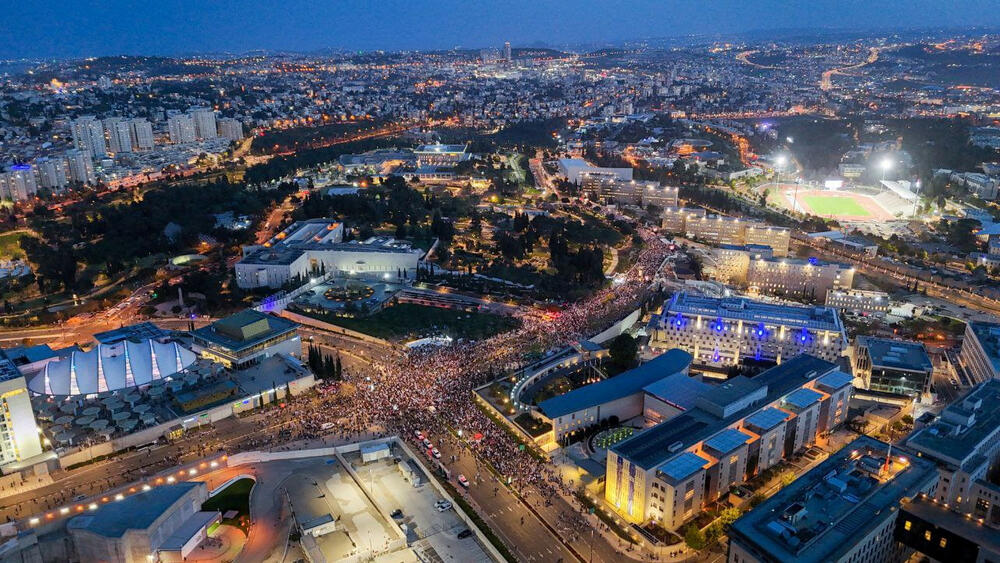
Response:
590,308,642,345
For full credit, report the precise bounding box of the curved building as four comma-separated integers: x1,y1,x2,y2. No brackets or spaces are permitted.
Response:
28,340,196,397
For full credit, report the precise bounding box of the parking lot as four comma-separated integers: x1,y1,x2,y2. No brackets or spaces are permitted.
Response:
343,446,493,563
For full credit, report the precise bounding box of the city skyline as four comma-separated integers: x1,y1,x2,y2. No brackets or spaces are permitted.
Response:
2,0,1000,59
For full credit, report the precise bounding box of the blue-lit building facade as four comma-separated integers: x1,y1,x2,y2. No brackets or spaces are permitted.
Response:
649,292,847,368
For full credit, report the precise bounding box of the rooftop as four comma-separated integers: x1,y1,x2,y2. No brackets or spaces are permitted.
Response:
612,355,838,470
537,349,692,419
784,388,824,410
857,337,932,372
906,379,1000,467
703,428,753,455
899,496,1000,554
93,322,170,345
414,143,467,154
660,451,712,482
743,407,792,432
192,310,298,352
67,482,203,538
642,371,712,411
729,436,938,563
662,292,844,333
968,322,1000,376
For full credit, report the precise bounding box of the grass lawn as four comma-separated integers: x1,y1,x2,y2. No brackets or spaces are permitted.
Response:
202,477,254,532
307,303,521,341
801,195,870,216
0,230,30,260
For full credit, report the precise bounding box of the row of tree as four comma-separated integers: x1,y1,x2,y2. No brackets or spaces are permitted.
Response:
306,344,342,381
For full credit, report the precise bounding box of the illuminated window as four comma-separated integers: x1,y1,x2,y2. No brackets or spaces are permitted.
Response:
924,531,932,541
939,538,947,548
904,521,911,531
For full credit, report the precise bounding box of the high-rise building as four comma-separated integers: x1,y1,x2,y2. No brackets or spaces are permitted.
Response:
217,118,243,142
71,116,107,159
0,165,39,202
167,114,197,144
131,118,154,150
36,157,69,191
0,355,43,467
504,41,512,63
105,118,133,154
66,149,96,185
958,321,1000,383
189,107,218,140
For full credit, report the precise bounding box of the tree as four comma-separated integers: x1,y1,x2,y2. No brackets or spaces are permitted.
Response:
607,334,639,371
719,507,742,526
780,471,796,488
683,524,707,551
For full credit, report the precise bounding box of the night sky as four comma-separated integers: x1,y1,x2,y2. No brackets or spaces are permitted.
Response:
3,0,999,59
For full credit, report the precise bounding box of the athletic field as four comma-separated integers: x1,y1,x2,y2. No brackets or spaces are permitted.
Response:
800,195,871,217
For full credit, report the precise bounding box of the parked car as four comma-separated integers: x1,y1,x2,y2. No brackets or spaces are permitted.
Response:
457,529,473,539
431,447,441,459
458,474,470,488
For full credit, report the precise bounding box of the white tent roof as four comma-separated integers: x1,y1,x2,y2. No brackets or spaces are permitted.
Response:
28,340,196,396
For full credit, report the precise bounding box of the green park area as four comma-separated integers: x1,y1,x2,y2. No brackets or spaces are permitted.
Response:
202,477,254,532
307,303,521,342
0,230,29,260
801,195,871,217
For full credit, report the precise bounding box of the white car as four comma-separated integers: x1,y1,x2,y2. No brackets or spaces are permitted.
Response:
431,447,441,459
457,474,470,488
414,430,424,441
435,500,452,512
422,438,432,448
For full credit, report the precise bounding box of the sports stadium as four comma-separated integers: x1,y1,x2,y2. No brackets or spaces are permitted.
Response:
764,181,919,222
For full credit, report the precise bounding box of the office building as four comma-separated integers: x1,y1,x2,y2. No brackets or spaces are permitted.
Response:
190,309,301,369
66,149,96,185
686,215,790,257
746,258,854,299
167,114,197,144
825,289,891,317
895,495,1000,559
727,436,939,563
68,481,220,563
189,107,218,140
906,380,1000,520
959,322,1000,383
661,206,706,233
217,118,244,142
504,41,512,63
852,337,933,399
0,355,43,467
235,219,423,289
536,349,694,441
131,118,154,150
606,355,852,529
649,292,847,367
71,116,107,158
584,177,679,208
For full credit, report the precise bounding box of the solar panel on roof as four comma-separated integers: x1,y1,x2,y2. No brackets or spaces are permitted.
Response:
659,451,710,481
704,428,752,454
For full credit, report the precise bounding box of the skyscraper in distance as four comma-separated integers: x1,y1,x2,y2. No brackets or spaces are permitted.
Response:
504,41,512,63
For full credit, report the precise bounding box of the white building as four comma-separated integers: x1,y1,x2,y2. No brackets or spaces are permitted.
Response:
0,356,43,468
825,288,891,317
649,292,847,367
189,107,218,140
685,215,791,257
557,158,632,184
132,118,154,150
217,118,243,142
234,219,424,289
167,114,197,144
35,157,69,191
0,165,39,202
66,149,96,185
71,116,107,158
